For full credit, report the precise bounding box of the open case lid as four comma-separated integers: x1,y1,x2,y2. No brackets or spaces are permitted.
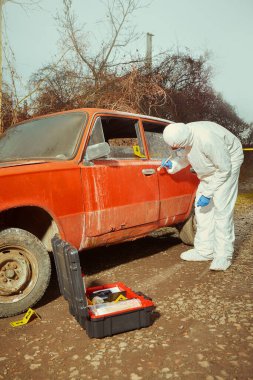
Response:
51,236,89,327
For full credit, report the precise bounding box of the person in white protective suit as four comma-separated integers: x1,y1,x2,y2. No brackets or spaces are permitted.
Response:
162,121,244,271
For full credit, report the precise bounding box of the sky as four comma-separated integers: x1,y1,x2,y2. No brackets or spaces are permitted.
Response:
3,0,253,124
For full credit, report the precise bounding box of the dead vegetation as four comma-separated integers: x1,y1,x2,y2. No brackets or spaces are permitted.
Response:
2,0,252,145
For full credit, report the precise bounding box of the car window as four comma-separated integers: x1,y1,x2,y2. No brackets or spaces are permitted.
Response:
142,121,173,159
0,112,87,162
87,116,145,160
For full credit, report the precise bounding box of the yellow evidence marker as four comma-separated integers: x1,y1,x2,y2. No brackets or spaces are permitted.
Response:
10,308,41,327
133,145,146,158
114,294,128,303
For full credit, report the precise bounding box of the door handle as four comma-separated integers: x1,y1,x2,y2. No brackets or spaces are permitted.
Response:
142,169,156,176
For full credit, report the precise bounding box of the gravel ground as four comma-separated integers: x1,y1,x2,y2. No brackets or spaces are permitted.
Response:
0,154,252,380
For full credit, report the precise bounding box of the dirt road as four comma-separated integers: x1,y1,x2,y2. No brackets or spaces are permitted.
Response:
0,153,252,380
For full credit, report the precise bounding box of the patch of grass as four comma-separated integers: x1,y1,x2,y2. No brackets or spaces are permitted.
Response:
236,193,253,205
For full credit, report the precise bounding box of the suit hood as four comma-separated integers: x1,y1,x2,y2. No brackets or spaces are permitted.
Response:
163,123,193,147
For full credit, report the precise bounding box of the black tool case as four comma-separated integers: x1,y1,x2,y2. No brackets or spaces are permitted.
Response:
51,236,155,338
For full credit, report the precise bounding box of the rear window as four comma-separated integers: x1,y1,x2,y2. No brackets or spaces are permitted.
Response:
142,121,173,159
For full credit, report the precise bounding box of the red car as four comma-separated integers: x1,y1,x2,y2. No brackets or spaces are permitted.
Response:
0,109,198,317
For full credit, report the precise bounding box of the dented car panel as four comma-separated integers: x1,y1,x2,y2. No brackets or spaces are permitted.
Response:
80,161,160,236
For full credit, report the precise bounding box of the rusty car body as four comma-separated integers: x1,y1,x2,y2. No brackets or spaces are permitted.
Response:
0,108,198,317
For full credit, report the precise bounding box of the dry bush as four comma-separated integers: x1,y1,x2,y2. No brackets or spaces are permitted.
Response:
3,51,250,141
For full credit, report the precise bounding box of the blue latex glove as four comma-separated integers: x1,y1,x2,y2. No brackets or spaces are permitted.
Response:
161,159,172,169
197,195,211,207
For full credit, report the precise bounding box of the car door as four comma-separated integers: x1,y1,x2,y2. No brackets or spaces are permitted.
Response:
141,119,199,225
80,114,160,243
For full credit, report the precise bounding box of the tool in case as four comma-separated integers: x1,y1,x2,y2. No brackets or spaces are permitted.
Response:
51,236,155,338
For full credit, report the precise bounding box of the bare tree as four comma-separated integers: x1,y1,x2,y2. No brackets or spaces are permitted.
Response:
154,50,212,92
57,0,144,86
30,59,85,115
0,0,42,133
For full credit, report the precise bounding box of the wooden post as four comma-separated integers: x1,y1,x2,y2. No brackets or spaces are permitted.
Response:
146,32,154,72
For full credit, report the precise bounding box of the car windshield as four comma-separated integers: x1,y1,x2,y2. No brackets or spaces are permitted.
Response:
0,112,87,162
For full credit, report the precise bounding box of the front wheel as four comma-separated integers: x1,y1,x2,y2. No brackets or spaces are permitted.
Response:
177,213,196,246
0,228,51,318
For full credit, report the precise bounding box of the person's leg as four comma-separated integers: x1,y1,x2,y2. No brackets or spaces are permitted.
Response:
210,165,241,270
180,187,215,261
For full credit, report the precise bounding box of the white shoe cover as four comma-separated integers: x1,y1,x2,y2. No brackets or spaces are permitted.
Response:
180,249,213,261
210,257,232,271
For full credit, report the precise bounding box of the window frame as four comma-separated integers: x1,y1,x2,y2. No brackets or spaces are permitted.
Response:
84,114,149,161
139,119,170,160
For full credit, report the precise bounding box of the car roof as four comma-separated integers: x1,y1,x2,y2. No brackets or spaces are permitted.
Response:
89,108,173,124
15,108,173,126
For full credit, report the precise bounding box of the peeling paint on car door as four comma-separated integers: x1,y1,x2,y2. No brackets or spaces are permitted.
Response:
80,159,160,239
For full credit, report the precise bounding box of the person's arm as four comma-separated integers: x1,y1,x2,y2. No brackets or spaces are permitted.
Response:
200,137,232,198
166,148,190,174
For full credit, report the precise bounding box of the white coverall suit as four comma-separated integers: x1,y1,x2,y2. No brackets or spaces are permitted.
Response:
163,121,244,271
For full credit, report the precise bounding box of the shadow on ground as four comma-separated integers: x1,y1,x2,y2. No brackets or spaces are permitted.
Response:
37,231,181,308
79,232,181,275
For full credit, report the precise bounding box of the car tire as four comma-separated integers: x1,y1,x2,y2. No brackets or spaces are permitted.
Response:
0,228,51,318
178,213,196,246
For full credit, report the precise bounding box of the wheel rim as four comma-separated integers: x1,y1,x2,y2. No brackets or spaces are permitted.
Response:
0,245,39,303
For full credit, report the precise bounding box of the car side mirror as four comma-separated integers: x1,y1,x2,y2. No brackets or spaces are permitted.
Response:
85,142,110,162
